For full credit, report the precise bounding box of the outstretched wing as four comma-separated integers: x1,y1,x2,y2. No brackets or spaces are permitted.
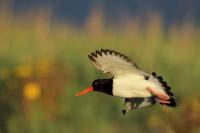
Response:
122,97,156,114
88,49,145,77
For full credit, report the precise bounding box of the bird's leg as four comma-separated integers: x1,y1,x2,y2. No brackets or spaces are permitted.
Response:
155,99,170,104
147,87,170,100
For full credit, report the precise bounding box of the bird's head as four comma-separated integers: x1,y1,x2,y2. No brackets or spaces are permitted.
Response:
75,78,113,96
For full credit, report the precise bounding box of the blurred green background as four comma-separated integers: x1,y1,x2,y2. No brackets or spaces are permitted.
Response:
0,1,200,133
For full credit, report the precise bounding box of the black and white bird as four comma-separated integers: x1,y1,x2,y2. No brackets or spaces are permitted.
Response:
75,49,177,114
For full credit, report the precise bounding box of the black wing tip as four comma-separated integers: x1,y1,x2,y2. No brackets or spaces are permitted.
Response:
165,98,177,107
95,50,102,56
157,76,163,82
152,72,177,107
91,52,97,58
88,49,139,68
152,72,156,77
88,54,96,62
88,50,101,61
90,49,125,58
122,110,126,115
151,72,174,96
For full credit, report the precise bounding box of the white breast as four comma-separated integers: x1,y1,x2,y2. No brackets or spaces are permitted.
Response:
113,74,165,98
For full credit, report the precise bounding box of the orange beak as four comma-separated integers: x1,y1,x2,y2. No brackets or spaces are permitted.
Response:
75,87,94,96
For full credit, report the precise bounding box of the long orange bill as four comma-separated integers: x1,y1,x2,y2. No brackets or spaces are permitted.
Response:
75,87,94,96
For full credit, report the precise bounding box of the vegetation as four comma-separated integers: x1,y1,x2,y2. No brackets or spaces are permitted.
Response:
0,7,200,133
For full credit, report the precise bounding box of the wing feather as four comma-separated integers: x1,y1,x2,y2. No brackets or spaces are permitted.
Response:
88,49,145,77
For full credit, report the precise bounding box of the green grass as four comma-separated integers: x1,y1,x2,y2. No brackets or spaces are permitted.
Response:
0,8,200,133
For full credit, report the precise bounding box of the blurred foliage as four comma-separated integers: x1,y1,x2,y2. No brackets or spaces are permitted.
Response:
0,5,200,133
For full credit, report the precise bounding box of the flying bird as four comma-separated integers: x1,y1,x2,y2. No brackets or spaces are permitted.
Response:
75,49,177,114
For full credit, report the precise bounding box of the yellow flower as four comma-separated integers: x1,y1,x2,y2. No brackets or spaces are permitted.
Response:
23,82,41,101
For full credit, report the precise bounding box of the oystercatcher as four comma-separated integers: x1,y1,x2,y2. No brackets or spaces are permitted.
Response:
75,49,177,114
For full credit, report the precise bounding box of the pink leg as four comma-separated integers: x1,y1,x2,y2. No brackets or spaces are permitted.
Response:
155,99,170,104
147,87,170,100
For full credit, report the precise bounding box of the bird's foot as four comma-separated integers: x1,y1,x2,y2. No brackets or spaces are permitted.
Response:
155,99,170,104
147,87,170,100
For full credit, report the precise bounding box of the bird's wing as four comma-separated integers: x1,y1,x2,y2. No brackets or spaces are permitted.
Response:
88,49,146,77
122,97,156,114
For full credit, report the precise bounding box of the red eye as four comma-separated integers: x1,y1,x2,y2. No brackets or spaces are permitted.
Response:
94,81,98,86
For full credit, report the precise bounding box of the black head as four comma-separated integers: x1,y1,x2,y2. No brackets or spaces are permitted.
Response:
75,78,113,96
92,78,113,95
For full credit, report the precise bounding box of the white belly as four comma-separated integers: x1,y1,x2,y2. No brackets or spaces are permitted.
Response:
113,74,165,98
